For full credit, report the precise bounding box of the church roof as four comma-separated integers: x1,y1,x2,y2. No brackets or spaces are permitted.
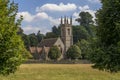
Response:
38,38,58,47
29,47,43,54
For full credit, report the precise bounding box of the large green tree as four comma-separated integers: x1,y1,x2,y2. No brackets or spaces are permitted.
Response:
73,25,89,43
76,12,94,36
0,0,29,75
89,0,120,72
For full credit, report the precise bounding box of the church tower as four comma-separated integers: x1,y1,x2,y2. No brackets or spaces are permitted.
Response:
60,16,73,52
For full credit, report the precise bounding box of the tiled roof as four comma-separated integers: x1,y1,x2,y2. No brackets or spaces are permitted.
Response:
38,38,58,47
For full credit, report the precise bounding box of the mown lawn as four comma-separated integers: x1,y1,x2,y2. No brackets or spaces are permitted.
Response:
0,64,120,80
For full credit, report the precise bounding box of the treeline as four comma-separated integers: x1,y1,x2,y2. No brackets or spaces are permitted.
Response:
18,30,42,49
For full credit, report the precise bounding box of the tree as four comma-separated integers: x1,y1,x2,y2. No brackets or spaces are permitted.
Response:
89,0,120,72
0,0,29,75
76,39,90,59
45,32,57,39
45,25,61,39
28,33,38,47
73,25,89,43
18,27,30,50
48,46,61,60
76,12,94,36
52,25,61,36
37,30,44,42
66,45,81,60
21,34,30,50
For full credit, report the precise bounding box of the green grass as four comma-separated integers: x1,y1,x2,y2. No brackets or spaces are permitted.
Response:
0,64,120,80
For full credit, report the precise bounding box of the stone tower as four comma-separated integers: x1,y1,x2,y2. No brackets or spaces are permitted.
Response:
60,16,73,53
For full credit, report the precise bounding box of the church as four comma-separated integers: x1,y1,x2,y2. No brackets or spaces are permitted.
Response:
29,16,73,60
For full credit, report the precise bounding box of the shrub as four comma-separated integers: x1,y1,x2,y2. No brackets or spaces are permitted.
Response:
66,45,81,60
48,46,61,60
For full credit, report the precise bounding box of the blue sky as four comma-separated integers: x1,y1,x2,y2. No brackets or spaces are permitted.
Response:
12,0,101,34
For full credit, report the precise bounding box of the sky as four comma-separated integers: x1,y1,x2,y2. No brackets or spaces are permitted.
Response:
12,0,101,34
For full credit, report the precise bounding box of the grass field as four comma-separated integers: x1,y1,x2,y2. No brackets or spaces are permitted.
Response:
0,64,120,80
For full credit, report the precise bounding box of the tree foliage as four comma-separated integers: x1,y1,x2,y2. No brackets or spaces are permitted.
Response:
48,46,61,60
45,32,57,39
73,25,89,43
28,33,38,47
89,0,120,72
76,39,90,59
45,26,61,39
76,12,94,36
52,26,61,36
21,34,30,50
0,0,29,75
66,45,81,59
37,30,44,42
18,27,30,50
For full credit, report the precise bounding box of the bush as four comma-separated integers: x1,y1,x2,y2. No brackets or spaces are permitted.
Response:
48,46,61,60
66,45,81,60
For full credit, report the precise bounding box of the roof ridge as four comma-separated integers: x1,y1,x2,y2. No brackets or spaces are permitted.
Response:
40,37,59,42
43,37,58,40
38,37,59,47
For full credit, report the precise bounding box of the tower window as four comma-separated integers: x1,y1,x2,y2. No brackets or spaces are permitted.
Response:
68,29,70,35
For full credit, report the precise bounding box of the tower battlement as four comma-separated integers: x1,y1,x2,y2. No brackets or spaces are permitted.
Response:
61,16,72,25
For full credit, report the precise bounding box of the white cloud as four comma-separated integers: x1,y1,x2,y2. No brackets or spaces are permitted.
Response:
17,11,61,25
48,17,60,26
17,12,49,22
79,5,89,11
88,0,100,3
73,12,79,18
72,12,79,25
17,11,61,34
22,25,50,34
17,12,34,22
36,3,77,12
35,12,49,19
22,26,40,34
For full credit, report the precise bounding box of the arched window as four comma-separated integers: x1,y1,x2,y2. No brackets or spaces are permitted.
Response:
68,29,70,35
